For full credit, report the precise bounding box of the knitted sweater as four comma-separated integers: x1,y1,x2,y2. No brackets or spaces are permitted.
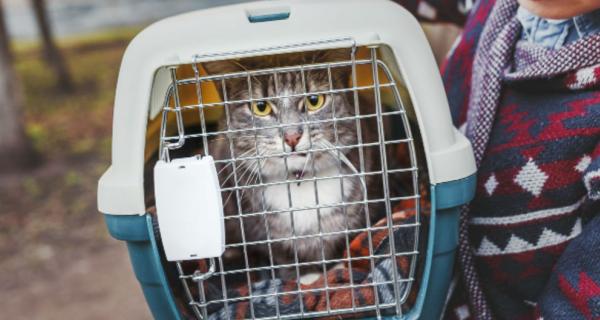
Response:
392,1,600,319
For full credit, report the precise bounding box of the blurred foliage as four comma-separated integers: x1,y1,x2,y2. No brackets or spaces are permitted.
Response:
14,26,140,160
0,27,141,285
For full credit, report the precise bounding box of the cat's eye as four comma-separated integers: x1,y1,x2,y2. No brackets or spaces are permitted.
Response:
251,100,273,116
305,94,325,111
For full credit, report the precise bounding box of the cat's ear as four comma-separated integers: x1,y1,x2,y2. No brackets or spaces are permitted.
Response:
202,60,249,96
310,49,353,86
310,48,352,64
202,59,247,76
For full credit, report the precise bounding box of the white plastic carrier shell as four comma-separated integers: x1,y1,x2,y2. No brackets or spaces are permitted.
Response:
97,0,476,215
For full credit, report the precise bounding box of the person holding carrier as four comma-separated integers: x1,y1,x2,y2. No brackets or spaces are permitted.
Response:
391,0,600,319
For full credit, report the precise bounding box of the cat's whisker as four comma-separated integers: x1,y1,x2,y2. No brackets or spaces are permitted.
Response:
222,149,265,208
221,191,235,210
230,148,264,186
299,151,311,179
216,149,251,172
240,149,267,196
216,148,255,177
219,150,252,183
232,163,256,186
319,140,367,199
220,153,258,187
221,163,257,208
208,135,269,147
240,166,260,200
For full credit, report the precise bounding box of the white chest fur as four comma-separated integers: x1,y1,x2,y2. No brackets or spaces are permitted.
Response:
263,167,352,235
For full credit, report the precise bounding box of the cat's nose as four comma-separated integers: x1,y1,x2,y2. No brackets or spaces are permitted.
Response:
284,130,302,150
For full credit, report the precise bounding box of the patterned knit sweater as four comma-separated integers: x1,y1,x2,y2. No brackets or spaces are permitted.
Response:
393,1,600,319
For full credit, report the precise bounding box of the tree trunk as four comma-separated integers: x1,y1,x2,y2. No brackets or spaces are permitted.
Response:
0,0,37,171
31,0,74,92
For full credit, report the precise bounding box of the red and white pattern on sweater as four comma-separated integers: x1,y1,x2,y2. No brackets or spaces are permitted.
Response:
583,143,600,201
470,151,594,256
566,64,600,90
472,213,583,256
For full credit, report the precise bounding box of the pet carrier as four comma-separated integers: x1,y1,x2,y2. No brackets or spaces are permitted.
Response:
98,0,476,319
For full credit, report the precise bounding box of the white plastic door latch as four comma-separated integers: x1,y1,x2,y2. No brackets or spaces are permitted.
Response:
154,155,225,261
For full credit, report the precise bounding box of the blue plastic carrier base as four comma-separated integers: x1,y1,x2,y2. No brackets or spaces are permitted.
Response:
105,214,180,319
105,174,475,320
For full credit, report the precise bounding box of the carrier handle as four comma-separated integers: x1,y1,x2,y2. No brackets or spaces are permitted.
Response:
246,5,291,23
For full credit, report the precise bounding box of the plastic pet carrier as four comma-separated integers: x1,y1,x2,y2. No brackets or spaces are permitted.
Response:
97,0,476,319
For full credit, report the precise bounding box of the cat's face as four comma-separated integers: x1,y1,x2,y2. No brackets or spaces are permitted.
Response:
229,71,356,180
205,52,357,181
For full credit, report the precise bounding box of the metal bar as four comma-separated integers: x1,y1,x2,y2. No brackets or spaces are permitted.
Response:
191,60,210,156
162,110,404,140
221,194,420,221
222,228,420,253
219,77,235,319
327,60,357,311
370,46,402,315
196,279,413,307
163,82,396,111
273,69,306,316
179,252,421,281
164,140,411,166
244,73,257,320
165,140,411,165
300,64,331,311
208,141,413,166
224,74,254,320
176,262,203,319
254,71,283,319
165,67,186,151
378,60,422,304
216,257,231,319
158,85,173,161
197,278,208,319
176,58,372,84
218,161,415,192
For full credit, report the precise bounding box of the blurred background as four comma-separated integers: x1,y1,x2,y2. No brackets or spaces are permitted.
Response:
0,1,460,319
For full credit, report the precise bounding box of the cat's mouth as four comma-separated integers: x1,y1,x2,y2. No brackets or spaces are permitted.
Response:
292,170,305,180
291,170,307,186
288,151,307,158
283,151,308,167
287,153,310,185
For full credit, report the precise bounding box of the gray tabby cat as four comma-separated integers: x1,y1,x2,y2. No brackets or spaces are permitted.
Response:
204,50,385,276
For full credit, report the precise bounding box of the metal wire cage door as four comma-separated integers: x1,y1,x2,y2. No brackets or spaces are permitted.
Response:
158,44,426,320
